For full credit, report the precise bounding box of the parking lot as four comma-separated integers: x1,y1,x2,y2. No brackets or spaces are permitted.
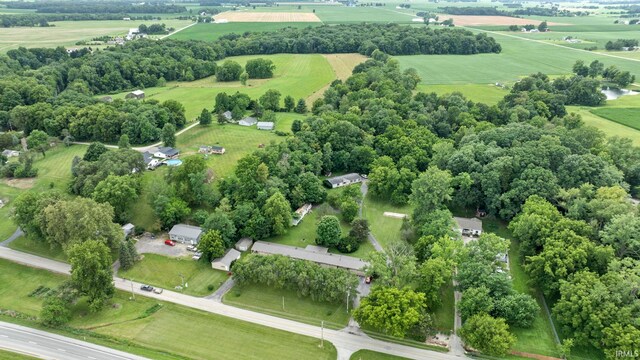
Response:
135,234,190,258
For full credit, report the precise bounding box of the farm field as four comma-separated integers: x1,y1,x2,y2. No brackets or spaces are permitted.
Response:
397,29,640,85
0,259,337,360
170,22,320,42
214,11,321,22
109,54,335,120
308,53,368,103
437,15,566,26
0,19,192,52
119,254,229,296
223,283,351,330
222,5,416,24
590,107,640,131
417,83,508,104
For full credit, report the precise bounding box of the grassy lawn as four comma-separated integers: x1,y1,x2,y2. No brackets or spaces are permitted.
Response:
361,194,411,250
0,350,39,360
170,22,320,41
129,168,164,233
223,283,351,330
7,235,67,262
350,350,410,360
416,83,508,105
432,282,455,333
119,253,229,296
0,19,193,52
590,107,640,131
109,53,335,120
269,202,375,260
0,259,337,360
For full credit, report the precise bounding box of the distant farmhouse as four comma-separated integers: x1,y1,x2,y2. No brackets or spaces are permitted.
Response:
239,117,258,127
251,241,369,276
125,90,145,100
211,249,241,271
454,217,483,237
324,173,364,189
169,224,203,245
153,146,179,159
257,121,274,131
199,145,225,155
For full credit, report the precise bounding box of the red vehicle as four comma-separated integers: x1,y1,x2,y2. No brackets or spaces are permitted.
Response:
164,239,175,246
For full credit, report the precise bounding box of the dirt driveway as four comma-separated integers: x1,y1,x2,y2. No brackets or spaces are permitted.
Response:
135,235,190,257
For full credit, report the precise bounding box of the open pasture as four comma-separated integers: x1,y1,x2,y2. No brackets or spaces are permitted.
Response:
170,22,319,41
591,107,640,131
438,15,567,26
214,11,321,22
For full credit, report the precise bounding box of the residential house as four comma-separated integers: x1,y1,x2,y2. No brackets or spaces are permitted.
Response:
143,151,161,170
169,224,203,245
454,217,483,237
222,111,233,121
1,150,20,157
199,145,225,155
238,117,258,126
235,238,253,252
211,249,241,271
324,173,364,189
257,122,274,131
153,147,179,159
122,223,135,238
251,241,369,276
292,204,312,226
123,17,131,21
125,90,145,100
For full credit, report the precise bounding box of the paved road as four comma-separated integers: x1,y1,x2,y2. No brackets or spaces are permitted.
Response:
206,277,235,301
0,321,149,360
0,247,465,360
160,22,196,40
0,228,22,247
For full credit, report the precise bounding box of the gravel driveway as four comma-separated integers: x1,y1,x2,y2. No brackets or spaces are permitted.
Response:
135,235,190,257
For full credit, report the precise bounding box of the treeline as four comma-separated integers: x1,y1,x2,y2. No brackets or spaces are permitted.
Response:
4,1,187,14
216,23,502,56
439,6,589,17
513,7,590,17
605,38,639,50
573,59,636,87
232,254,359,304
0,14,161,28
438,6,510,16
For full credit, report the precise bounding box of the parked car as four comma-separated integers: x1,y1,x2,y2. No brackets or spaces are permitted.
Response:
140,284,154,292
186,245,197,252
153,288,163,294
164,239,175,246
192,252,202,260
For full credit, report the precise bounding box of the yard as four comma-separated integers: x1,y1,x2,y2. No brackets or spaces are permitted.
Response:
0,350,38,360
118,253,230,296
431,283,455,333
7,235,67,262
350,350,410,360
223,283,351,330
0,259,338,360
361,194,412,250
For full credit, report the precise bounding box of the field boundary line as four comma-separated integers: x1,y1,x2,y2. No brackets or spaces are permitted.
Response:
162,21,197,39
466,27,640,64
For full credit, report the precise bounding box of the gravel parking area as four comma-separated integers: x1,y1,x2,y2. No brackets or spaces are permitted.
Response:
135,235,190,257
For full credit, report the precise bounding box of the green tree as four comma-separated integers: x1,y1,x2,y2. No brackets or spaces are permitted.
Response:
26,129,49,156
283,95,295,112
118,240,134,270
602,323,640,360
245,58,275,79
538,21,548,32
572,60,589,77
198,108,212,125
92,175,139,222
161,123,176,147
40,296,71,327
349,219,369,242
67,240,115,312
494,293,539,328
259,89,281,111
118,134,130,149
204,209,237,247
198,230,226,262
316,215,342,247
262,191,292,236
353,286,427,338
340,199,359,223
460,314,516,356
231,105,244,121
410,166,453,225
294,98,307,114
365,241,416,288
239,72,248,85
216,60,243,82
153,195,191,229
83,142,108,161
600,213,640,259
417,257,452,309
588,60,604,78
459,286,494,321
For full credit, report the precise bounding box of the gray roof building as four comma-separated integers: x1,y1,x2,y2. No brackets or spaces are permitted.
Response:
238,117,258,126
454,217,483,236
169,224,203,244
235,238,253,252
251,241,368,275
155,146,179,158
222,111,232,120
211,248,241,271
324,173,364,188
257,121,274,131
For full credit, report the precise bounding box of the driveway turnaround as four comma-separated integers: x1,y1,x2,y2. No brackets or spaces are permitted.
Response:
0,247,467,360
0,321,149,360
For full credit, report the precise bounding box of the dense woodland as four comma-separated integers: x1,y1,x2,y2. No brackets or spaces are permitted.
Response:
439,6,589,17
0,13,163,27
3,1,187,14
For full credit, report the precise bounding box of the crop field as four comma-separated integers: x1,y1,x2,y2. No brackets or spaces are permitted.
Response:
308,53,368,103
0,19,192,52
110,54,335,120
591,107,640,131
225,5,416,24
224,283,351,329
214,11,321,22
417,84,508,104
437,15,566,26
0,259,337,360
170,22,320,42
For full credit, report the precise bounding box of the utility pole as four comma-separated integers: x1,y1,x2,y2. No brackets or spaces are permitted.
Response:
179,273,185,290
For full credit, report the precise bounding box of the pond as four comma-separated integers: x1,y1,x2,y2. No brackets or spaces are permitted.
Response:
601,88,639,100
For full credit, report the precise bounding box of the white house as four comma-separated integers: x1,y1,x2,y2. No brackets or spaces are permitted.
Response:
153,147,179,159
238,117,258,126
211,249,241,271
292,204,312,226
2,150,20,157
125,90,145,100
324,173,364,188
454,217,483,237
257,122,274,131
169,224,203,244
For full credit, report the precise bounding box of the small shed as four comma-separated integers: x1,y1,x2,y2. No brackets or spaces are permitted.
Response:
238,117,258,127
125,90,145,100
122,223,135,237
257,122,274,131
169,224,203,244
235,238,253,252
222,111,233,121
292,204,312,226
211,249,241,271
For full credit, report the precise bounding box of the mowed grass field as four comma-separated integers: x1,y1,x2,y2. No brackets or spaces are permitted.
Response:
570,95,640,146
119,254,229,296
170,22,320,42
590,107,640,131
224,283,351,329
109,53,335,120
361,194,411,250
0,19,192,52
0,350,38,360
350,350,410,360
0,259,338,360
417,83,509,104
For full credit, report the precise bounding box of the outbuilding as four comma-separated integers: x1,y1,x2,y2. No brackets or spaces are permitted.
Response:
235,238,253,252
211,249,241,271
238,117,258,126
1,150,20,157
454,217,483,237
257,122,274,131
169,224,203,245
122,223,135,238
323,173,364,189
125,90,145,100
